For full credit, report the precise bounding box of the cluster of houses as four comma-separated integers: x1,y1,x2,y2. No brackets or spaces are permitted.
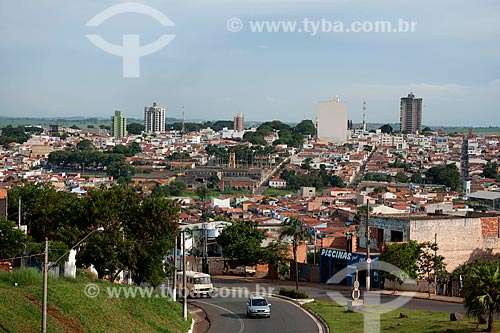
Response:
1,124,500,289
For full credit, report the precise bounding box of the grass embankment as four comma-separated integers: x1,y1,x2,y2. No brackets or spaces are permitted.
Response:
262,188,296,197
304,301,493,333
0,269,191,333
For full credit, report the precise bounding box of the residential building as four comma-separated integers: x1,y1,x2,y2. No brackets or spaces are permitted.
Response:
298,186,316,198
111,110,127,138
400,93,423,133
317,97,348,143
269,177,287,188
144,102,165,133
358,212,500,270
234,113,244,132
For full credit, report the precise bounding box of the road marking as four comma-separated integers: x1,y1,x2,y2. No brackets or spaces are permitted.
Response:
194,300,245,333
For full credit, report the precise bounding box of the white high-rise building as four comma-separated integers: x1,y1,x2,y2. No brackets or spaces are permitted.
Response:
144,102,165,133
317,97,349,143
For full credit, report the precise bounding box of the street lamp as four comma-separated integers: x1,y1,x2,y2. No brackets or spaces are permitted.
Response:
42,227,104,333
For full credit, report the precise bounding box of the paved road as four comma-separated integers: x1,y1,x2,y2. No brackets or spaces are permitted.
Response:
190,292,321,333
212,277,465,314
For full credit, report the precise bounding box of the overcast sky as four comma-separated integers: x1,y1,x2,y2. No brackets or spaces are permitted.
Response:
1,0,499,126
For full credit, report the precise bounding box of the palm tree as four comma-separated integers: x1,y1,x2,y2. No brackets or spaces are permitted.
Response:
279,217,311,290
463,262,500,332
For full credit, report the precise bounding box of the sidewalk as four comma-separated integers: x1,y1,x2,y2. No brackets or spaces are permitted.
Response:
372,289,463,304
214,275,464,304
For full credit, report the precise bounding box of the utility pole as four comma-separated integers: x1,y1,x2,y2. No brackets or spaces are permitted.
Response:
203,225,208,274
366,200,371,292
182,230,187,321
18,197,21,228
434,233,438,295
41,238,48,333
173,235,177,302
19,197,25,268
313,230,317,266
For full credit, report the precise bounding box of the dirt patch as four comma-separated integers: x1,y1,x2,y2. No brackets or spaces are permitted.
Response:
24,294,84,333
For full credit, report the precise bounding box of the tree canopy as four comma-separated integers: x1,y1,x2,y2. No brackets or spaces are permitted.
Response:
0,125,30,148
463,262,500,332
8,184,180,286
425,164,461,190
379,241,421,285
127,122,145,135
279,217,311,290
379,124,393,134
483,161,498,179
217,221,266,266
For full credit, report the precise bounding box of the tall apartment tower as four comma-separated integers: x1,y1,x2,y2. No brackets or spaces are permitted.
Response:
233,113,244,132
400,93,422,133
111,110,127,138
317,97,349,143
144,102,165,133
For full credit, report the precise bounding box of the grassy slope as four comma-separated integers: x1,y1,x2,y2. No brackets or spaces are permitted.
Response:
0,269,191,333
262,188,296,197
304,301,494,333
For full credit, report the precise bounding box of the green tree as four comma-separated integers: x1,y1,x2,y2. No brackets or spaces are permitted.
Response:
379,241,421,291
410,173,423,184
196,186,210,201
243,132,267,146
463,262,500,332
76,139,95,151
262,240,290,279
279,217,311,290
211,120,234,131
417,241,447,297
0,218,27,258
425,164,461,190
107,160,134,183
395,171,408,183
293,119,316,137
217,221,266,266
127,122,145,135
169,181,187,196
207,175,220,190
483,161,498,179
379,124,393,134
0,125,30,148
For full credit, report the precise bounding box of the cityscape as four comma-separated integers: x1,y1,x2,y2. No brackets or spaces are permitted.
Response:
1,1,500,333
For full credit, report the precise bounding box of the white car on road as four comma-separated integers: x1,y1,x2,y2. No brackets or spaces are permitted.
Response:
246,296,271,318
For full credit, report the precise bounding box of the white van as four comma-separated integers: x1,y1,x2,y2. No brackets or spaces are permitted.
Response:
176,271,213,298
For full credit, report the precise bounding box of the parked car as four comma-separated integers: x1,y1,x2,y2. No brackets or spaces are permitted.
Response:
227,266,256,276
246,296,271,318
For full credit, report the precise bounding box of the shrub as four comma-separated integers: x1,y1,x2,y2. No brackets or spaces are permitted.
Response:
279,287,308,299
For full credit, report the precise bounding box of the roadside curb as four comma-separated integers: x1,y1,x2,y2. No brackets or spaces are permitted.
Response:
187,302,210,333
272,294,329,333
187,319,194,333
